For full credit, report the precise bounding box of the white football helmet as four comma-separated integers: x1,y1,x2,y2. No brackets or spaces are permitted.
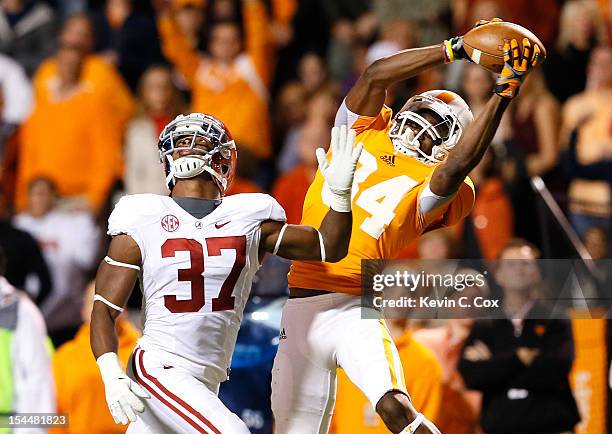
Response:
389,90,474,164
158,113,236,193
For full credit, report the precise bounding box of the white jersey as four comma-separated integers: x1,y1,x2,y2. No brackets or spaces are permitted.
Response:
107,193,286,384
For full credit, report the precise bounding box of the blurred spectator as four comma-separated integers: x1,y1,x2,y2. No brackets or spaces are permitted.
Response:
50,282,139,434
462,148,513,260
14,178,99,346
0,86,19,206
504,71,560,244
459,239,580,434
0,54,30,204
273,117,329,224
510,71,560,178
561,45,612,236
0,53,32,127
373,0,450,46
321,0,376,64
124,64,182,195
454,0,559,49
272,81,306,155
278,87,339,174
330,317,442,433
34,13,135,129
225,173,263,195
544,0,606,103
16,45,124,212
89,0,164,89
0,0,57,76
0,245,55,424
0,189,51,305
325,0,377,85
298,52,329,96
415,316,484,434
412,270,490,434
455,0,504,35
158,0,274,160
173,0,206,50
583,225,608,260
417,228,457,260
460,63,509,145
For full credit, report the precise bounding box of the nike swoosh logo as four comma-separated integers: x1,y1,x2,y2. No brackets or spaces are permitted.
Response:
215,221,230,229
163,365,173,370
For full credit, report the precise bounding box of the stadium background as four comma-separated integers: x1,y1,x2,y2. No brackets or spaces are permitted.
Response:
0,0,610,433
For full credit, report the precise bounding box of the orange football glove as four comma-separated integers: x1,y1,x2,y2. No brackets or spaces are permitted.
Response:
442,18,503,63
494,38,541,99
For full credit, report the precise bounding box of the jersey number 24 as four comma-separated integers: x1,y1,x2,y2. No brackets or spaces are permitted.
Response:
323,149,418,239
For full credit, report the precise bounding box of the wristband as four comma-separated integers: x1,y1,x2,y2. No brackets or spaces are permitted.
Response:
327,187,352,213
97,352,124,382
442,39,455,63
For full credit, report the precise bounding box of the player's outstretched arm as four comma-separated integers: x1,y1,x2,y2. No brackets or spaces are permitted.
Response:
430,38,542,197
344,20,505,117
91,235,149,425
261,125,362,262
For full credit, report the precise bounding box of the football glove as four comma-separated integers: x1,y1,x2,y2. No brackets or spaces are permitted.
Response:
442,18,503,63
97,352,149,425
316,125,363,212
494,37,541,99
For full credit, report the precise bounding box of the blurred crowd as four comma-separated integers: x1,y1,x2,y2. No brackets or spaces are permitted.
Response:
0,0,610,433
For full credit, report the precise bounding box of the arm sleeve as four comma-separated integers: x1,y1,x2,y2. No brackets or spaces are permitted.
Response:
417,174,475,232
244,0,273,86
13,297,55,423
334,99,393,134
157,15,200,86
458,322,523,392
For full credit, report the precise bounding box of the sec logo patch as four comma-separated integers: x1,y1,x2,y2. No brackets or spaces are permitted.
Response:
161,215,180,232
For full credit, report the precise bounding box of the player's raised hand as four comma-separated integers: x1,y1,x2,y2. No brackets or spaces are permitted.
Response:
97,352,150,425
442,17,503,63
316,125,363,212
494,38,541,99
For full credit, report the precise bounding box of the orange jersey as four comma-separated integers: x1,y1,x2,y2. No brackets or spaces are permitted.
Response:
288,105,475,295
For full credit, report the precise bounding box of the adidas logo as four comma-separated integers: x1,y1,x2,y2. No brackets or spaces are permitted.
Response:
380,155,396,167
279,328,287,340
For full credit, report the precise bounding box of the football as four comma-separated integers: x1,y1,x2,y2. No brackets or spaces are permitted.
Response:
463,21,547,73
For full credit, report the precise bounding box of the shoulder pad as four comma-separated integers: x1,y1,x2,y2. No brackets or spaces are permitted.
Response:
107,194,166,236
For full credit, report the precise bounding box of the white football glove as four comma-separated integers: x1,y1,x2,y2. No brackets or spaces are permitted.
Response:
316,125,363,212
97,352,149,425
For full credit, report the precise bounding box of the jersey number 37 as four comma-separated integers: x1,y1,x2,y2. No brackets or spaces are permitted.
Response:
161,235,246,313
